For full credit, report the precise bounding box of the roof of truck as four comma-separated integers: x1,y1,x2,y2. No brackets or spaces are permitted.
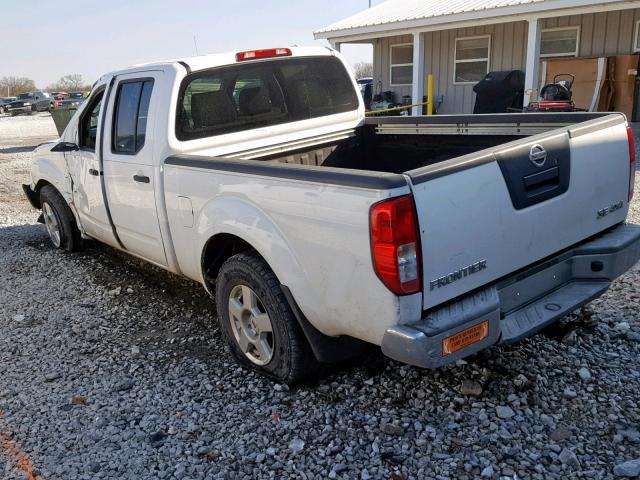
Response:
94,46,336,86
106,46,335,77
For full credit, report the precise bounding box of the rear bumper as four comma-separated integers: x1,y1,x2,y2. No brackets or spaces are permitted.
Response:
381,223,640,368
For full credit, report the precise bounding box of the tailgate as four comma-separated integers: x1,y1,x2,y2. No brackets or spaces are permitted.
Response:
408,114,633,310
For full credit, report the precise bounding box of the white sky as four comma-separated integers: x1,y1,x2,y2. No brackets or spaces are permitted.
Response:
1,0,380,88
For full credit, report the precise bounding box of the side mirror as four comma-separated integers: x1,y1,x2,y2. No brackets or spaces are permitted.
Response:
51,142,79,152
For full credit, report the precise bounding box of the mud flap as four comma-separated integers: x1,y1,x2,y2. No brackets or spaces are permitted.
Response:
22,184,41,210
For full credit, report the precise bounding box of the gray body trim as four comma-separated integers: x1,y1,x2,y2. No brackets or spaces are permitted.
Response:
381,223,640,368
165,155,407,190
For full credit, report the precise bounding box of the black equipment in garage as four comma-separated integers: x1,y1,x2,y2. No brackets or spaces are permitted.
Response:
473,70,525,114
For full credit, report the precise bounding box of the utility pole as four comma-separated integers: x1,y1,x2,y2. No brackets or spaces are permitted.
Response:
193,35,200,56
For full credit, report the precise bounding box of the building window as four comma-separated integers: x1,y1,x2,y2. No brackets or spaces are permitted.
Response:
390,44,413,86
540,26,580,57
454,35,490,84
635,20,640,52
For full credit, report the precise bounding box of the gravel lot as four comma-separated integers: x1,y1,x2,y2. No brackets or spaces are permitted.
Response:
1,113,639,480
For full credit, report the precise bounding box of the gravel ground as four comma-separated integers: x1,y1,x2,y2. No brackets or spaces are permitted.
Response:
0,114,639,480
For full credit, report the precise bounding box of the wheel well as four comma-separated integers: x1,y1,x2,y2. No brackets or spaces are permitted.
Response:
201,233,253,290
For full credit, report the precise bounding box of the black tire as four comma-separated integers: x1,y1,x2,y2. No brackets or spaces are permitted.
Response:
39,185,82,252
215,252,318,384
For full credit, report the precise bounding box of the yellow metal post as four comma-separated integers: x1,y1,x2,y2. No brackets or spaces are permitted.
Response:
427,74,434,116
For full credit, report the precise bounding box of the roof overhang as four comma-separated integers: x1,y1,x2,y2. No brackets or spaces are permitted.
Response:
315,0,640,42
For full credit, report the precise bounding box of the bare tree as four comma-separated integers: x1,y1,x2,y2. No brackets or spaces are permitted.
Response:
0,76,36,96
353,62,373,79
47,74,85,92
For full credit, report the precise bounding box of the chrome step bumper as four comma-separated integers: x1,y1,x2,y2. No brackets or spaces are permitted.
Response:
381,223,640,368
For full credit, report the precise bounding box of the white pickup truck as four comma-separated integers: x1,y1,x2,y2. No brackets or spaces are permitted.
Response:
24,46,640,383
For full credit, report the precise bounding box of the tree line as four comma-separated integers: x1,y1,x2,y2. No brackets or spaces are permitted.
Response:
1,74,92,97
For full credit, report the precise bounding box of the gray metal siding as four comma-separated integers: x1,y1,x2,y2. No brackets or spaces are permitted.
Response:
372,8,640,114
541,9,640,57
372,22,528,114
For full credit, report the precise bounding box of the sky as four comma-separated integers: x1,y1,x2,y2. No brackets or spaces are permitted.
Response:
1,0,380,89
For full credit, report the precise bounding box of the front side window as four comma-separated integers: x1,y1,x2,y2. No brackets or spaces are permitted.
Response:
176,56,358,141
390,44,413,86
541,27,579,57
112,79,153,154
454,36,490,84
79,90,104,151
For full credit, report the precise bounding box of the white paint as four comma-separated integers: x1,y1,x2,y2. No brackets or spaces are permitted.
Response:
411,32,425,115
589,57,606,112
524,18,542,107
538,60,548,99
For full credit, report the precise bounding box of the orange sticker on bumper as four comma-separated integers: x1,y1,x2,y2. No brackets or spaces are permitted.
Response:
442,321,489,356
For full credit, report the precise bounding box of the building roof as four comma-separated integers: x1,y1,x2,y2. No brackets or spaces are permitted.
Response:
314,0,633,39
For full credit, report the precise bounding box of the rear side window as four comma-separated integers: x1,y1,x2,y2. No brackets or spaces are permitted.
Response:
176,56,358,141
112,79,153,154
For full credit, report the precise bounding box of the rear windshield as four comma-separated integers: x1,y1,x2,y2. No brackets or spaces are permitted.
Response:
176,56,359,141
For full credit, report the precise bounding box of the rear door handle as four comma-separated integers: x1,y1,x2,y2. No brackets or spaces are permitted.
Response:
133,175,150,184
89,168,100,176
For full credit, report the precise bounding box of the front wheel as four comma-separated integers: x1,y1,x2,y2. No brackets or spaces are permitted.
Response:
215,252,318,384
39,185,82,251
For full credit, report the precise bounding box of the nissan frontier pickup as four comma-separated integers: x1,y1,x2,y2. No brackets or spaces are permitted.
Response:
23,46,640,383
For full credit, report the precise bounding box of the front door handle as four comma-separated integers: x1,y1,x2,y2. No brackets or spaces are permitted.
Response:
133,175,150,184
89,168,100,176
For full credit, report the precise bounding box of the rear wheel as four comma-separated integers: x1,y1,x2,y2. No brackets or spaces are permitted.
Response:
215,252,318,384
39,185,82,251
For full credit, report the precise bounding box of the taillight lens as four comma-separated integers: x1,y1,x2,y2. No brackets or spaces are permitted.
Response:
236,48,292,62
627,126,636,202
370,195,421,295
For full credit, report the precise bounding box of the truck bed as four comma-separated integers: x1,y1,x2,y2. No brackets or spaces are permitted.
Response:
254,112,612,175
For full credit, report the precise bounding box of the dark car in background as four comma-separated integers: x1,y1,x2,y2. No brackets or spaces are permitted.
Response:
59,91,85,108
5,92,53,115
0,97,17,113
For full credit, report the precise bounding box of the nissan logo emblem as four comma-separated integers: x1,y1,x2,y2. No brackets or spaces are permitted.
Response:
529,144,547,167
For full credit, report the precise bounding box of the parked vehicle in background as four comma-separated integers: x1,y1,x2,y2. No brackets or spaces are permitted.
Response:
0,97,17,113
23,46,640,384
357,77,373,110
51,92,69,108
59,91,85,108
5,92,53,115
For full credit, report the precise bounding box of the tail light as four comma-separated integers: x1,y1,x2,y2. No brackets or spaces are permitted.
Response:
370,195,421,295
627,126,636,202
236,48,292,62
